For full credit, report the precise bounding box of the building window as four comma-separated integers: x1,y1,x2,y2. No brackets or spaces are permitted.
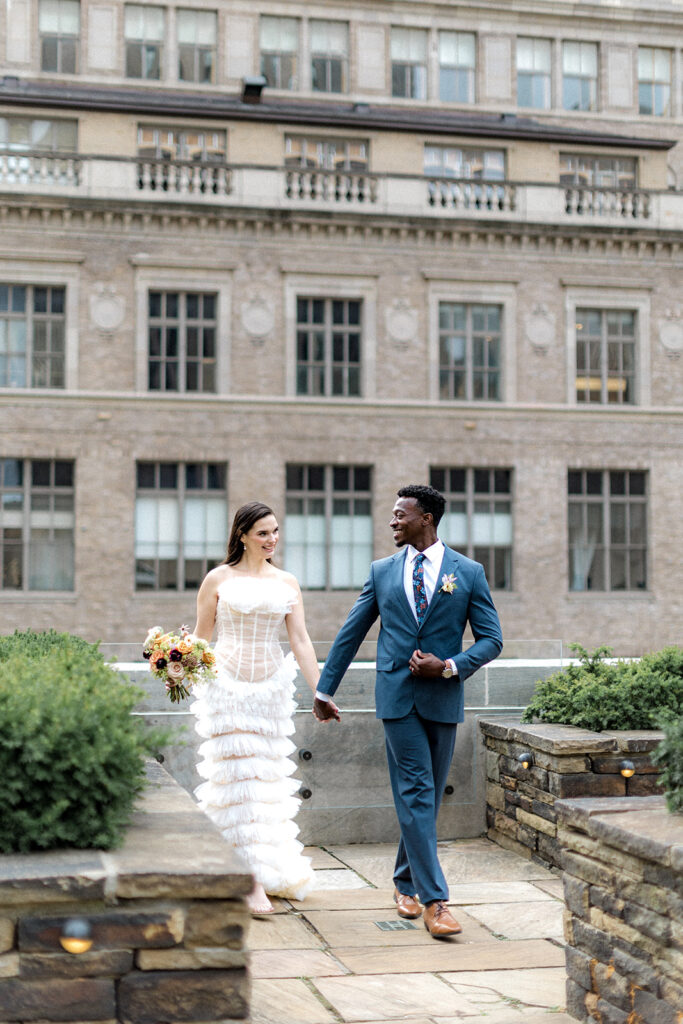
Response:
568,470,647,591
430,467,512,590
560,153,637,188
439,31,475,103
135,462,227,591
260,15,298,89
125,4,164,80
296,297,361,397
638,47,671,116
424,146,505,180
0,117,77,153
148,291,217,393
562,41,598,111
517,37,551,108
177,8,216,84
137,125,226,161
310,20,348,93
284,135,368,171
0,285,65,389
438,302,502,401
0,458,74,591
285,465,371,589
575,309,636,405
391,27,427,99
39,0,79,73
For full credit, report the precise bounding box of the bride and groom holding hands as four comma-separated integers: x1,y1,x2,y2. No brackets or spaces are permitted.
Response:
191,483,503,927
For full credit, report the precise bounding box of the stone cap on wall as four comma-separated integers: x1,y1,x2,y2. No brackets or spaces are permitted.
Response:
0,760,253,907
479,717,664,755
555,795,683,871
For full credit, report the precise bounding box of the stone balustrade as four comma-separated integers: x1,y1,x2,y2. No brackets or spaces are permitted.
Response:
0,153,676,227
0,760,252,1024
480,718,665,871
558,795,683,1024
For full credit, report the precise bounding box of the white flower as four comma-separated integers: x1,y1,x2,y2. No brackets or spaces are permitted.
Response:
144,626,163,645
440,573,458,594
166,661,186,682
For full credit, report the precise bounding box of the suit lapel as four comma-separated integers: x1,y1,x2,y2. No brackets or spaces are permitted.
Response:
420,545,459,628
391,549,417,627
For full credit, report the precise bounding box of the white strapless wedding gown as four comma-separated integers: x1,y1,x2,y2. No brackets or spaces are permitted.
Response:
190,576,314,900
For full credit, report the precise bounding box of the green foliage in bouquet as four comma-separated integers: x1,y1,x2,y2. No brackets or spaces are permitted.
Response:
521,643,683,733
650,713,683,814
0,631,169,854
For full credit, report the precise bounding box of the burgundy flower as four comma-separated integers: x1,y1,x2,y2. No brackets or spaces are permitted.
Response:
169,648,183,662
155,657,167,670
142,649,151,659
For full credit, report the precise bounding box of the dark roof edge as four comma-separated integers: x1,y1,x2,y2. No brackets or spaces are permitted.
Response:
0,78,676,151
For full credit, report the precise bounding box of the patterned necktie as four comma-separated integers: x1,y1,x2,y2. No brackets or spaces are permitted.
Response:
412,552,428,626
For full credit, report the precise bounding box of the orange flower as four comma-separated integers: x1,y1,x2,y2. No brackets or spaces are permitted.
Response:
177,639,193,655
149,649,166,665
202,649,216,665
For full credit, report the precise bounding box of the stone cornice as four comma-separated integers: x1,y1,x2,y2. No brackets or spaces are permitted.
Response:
1,197,682,262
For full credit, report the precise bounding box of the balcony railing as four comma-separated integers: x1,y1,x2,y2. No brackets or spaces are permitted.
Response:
1,151,680,229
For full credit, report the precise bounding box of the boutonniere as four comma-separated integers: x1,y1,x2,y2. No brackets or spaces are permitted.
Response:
440,573,458,594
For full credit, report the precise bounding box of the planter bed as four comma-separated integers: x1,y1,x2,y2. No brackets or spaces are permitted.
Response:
557,794,683,1024
0,760,252,1024
480,718,665,872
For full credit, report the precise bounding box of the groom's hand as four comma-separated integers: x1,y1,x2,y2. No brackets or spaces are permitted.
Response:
313,696,341,723
409,649,446,678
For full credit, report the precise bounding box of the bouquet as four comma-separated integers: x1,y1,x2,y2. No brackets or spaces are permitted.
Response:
143,625,217,703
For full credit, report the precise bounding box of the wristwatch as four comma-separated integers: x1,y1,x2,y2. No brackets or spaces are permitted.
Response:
441,660,454,679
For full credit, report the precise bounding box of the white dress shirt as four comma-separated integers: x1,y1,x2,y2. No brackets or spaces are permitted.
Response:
315,540,456,702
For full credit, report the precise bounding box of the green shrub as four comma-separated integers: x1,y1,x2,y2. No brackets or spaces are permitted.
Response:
521,643,683,732
0,632,168,853
650,714,683,814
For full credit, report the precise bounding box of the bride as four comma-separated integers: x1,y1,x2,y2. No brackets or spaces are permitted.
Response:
191,500,337,915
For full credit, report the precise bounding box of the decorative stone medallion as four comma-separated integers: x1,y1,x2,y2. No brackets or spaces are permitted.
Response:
385,299,417,350
659,315,683,359
241,293,275,346
90,284,125,332
525,303,556,354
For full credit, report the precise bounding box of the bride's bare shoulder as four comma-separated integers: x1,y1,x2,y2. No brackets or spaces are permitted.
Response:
273,568,301,591
201,565,234,589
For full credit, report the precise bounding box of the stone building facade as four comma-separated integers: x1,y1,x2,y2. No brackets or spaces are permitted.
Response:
0,0,682,654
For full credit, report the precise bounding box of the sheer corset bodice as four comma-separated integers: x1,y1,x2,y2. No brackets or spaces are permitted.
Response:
214,576,297,683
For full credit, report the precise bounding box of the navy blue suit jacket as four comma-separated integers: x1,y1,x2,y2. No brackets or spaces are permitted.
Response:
317,545,503,723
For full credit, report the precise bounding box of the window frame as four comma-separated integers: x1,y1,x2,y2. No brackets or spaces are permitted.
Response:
428,281,517,404
39,0,80,74
575,307,637,406
438,30,476,104
260,14,300,90
637,46,671,117
176,7,217,84
564,289,650,407
284,463,373,591
391,26,428,100
134,264,231,395
284,275,377,399
124,3,165,80
562,40,599,112
295,296,363,398
0,458,75,594
430,466,514,591
568,469,648,592
0,258,79,392
516,36,552,109
310,19,349,94
134,460,228,593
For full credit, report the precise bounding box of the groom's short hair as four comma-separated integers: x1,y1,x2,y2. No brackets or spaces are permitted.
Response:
397,485,446,527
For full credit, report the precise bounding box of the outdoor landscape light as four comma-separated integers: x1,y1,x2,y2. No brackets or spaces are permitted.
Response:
59,918,93,954
517,751,533,769
619,759,636,778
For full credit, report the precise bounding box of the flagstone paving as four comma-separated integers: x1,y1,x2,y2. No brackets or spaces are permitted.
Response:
249,837,575,1024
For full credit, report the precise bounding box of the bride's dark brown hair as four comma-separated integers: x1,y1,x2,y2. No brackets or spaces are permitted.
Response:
223,501,277,566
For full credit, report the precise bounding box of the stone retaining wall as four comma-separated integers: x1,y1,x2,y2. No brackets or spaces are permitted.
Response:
557,795,683,1024
0,761,252,1024
480,719,665,871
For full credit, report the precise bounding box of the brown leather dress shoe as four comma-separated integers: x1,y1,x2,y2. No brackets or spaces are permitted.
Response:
393,887,423,919
423,900,462,937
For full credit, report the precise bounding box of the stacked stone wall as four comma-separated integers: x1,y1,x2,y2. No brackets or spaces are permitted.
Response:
557,795,683,1024
0,762,252,1024
480,719,664,871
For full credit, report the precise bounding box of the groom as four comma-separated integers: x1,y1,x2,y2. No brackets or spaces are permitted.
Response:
313,484,502,937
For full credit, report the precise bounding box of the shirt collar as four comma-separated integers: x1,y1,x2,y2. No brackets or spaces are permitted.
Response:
407,539,444,565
